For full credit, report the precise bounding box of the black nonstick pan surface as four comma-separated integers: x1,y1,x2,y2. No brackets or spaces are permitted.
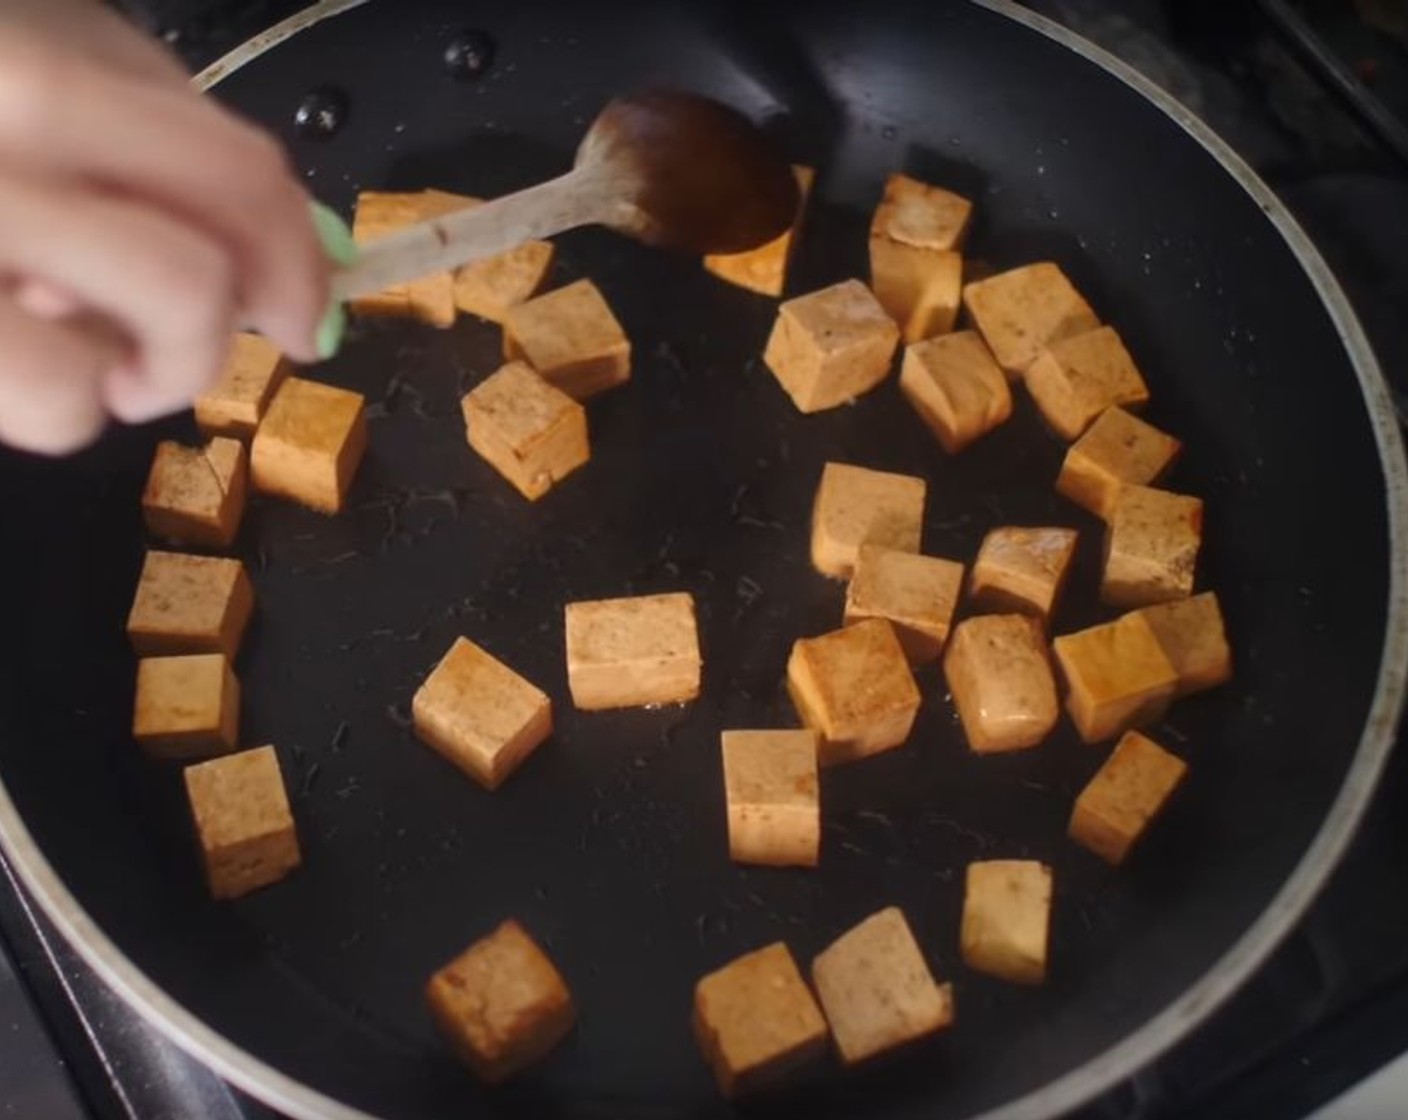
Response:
0,2,1404,1118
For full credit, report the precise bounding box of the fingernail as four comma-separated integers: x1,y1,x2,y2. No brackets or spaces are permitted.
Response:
316,300,347,361
309,199,359,266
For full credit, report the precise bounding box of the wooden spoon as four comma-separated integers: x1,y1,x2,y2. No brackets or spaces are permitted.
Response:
332,89,799,303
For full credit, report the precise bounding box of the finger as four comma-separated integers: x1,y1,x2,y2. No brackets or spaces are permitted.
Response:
0,52,326,360
0,296,112,455
13,277,81,319
2,2,189,89
0,168,238,423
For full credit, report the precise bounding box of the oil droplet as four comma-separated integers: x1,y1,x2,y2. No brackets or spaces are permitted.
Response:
881,125,897,140
293,86,348,140
444,30,496,80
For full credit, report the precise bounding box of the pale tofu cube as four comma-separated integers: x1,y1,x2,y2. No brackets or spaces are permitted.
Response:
426,920,575,1083
693,942,828,1097
133,653,239,759
762,279,900,413
251,377,367,514
462,361,589,500
564,592,701,710
1025,326,1151,440
721,730,820,868
1070,730,1187,865
704,165,814,297
869,242,963,344
503,279,631,400
1052,612,1178,743
786,619,921,766
942,614,1059,753
970,526,1079,621
184,744,300,899
899,330,1012,454
412,637,552,790
141,438,247,549
810,461,926,580
962,262,1100,376
870,173,973,251
454,240,555,323
195,333,288,438
961,860,1053,985
810,907,954,1066
843,544,964,663
1136,592,1233,697
1102,486,1204,607
1056,407,1181,518
127,551,254,660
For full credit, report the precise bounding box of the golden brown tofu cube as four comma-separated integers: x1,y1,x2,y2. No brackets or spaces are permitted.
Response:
721,730,820,868
811,907,953,1066
462,361,589,501
1070,730,1187,865
1052,612,1178,743
786,619,921,766
704,165,815,297
843,544,964,663
141,438,247,549
184,744,299,899
412,637,552,790
426,919,575,1083
693,942,828,1097
943,614,1059,753
869,242,963,344
1102,486,1204,608
962,262,1100,376
195,333,288,438
351,190,473,326
564,592,701,710
127,551,254,660
810,461,926,580
1137,592,1233,698
1057,407,1181,518
961,860,1053,986
133,653,239,760
970,526,1079,621
454,241,555,324
763,279,900,413
899,330,1012,454
503,279,631,400
870,173,973,251
1025,326,1151,440
251,377,367,515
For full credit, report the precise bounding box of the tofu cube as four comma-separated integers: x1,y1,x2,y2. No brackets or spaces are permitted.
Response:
133,653,239,759
1070,730,1188,865
970,526,1079,621
1137,592,1233,697
351,190,473,326
869,242,963,344
1056,407,1182,518
1101,486,1204,607
1025,326,1151,440
127,551,254,659
454,240,555,324
426,919,575,1083
961,860,1053,985
693,942,828,1097
1052,612,1178,743
141,438,248,549
899,330,1012,454
412,637,552,790
810,461,927,580
870,173,973,251
810,907,954,1066
704,165,814,297
251,377,367,514
462,361,589,500
195,332,288,438
962,262,1100,376
786,619,921,766
184,744,300,899
763,280,900,413
843,544,964,663
943,614,1059,753
721,730,820,868
503,279,631,400
564,592,701,710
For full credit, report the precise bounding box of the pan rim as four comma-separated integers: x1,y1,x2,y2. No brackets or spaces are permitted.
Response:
0,2,1403,1119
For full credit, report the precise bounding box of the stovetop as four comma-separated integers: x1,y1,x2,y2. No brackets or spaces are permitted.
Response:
3,1,1406,1117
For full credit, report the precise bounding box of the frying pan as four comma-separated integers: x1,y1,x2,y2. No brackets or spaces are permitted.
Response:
0,1,1404,1118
